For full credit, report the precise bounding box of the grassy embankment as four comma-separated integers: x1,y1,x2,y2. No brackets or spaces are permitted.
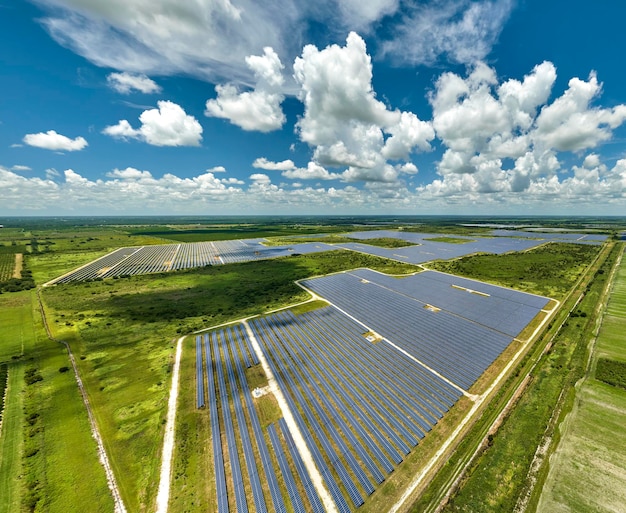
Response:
532,245,626,512
411,242,618,512
264,234,419,248
422,237,474,244
42,250,419,512
0,291,113,513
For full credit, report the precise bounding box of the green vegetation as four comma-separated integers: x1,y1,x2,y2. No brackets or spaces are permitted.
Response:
0,254,15,281
533,246,626,513
131,223,354,242
0,291,112,513
429,242,601,298
265,234,418,248
0,363,7,423
596,358,626,389
356,237,417,248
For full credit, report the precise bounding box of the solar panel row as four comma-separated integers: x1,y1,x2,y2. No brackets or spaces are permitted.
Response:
195,335,205,409
252,317,353,513
203,334,229,513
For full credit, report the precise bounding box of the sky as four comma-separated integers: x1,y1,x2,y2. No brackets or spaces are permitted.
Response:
2,0,626,216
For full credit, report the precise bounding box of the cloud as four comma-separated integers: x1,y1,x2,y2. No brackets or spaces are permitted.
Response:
35,0,514,87
293,32,433,182
107,71,161,94
534,72,626,151
380,0,514,66
253,157,339,180
36,0,298,85
253,158,295,171
205,47,286,132
11,165,32,171
282,162,340,181
1,158,625,215
103,100,202,146
23,130,88,151
424,61,626,197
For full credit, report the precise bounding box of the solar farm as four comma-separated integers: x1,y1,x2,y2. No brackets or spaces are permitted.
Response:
44,229,607,284
46,238,336,284
194,268,554,512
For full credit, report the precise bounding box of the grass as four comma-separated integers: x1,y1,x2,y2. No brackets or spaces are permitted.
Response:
0,291,113,512
355,237,417,248
0,364,23,513
532,245,626,512
132,223,353,242
535,381,626,512
0,254,15,281
168,335,213,513
428,242,600,298
423,237,474,244
596,358,626,389
265,234,418,248
40,250,418,511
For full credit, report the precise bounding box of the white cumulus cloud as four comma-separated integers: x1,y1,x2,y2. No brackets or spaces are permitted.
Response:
425,61,626,197
253,158,296,171
103,100,202,146
293,32,433,183
23,130,88,151
205,47,286,132
107,72,161,94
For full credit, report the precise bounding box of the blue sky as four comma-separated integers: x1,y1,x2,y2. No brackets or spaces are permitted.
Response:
2,0,626,216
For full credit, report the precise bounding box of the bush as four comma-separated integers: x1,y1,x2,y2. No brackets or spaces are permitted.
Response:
596,358,626,389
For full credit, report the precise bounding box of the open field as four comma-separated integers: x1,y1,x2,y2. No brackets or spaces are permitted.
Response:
533,245,626,513
0,291,113,513
429,242,601,298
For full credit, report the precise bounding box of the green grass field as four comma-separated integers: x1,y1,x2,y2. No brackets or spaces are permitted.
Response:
534,246,626,513
0,292,113,513
429,242,601,298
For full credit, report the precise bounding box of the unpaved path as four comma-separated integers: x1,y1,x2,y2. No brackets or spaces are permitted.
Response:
12,253,22,279
155,337,184,513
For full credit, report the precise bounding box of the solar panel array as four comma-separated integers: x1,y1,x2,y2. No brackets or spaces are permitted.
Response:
337,231,547,265
250,308,462,510
195,326,322,513
48,239,336,284
347,269,550,337
300,270,549,390
491,229,607,243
